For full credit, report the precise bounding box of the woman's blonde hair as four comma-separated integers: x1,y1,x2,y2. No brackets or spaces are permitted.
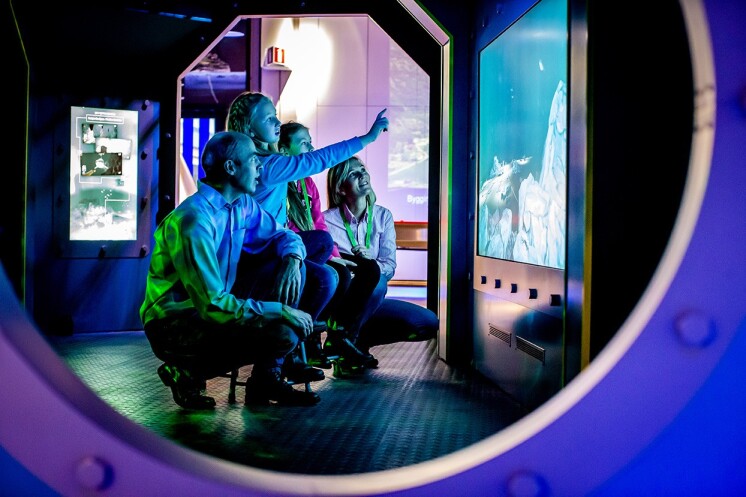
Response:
326,156,376,209
225,91,277,154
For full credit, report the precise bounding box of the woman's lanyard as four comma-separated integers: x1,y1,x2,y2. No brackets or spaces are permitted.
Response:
342,201,373,249
298,179,313,227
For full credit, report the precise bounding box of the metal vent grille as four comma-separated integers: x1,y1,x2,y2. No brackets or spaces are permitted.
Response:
488,323,511,346
516,336,545,363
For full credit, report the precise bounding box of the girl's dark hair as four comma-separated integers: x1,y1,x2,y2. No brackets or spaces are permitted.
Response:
286,180,315,232
279,121,308,150
282,121,315,231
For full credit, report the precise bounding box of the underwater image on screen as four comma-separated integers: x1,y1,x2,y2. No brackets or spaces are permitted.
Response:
477,0,567,270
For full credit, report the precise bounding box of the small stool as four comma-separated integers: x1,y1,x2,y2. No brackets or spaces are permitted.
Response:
223,340,313,404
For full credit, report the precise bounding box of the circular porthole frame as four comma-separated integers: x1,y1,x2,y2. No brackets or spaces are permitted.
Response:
2,0,745,495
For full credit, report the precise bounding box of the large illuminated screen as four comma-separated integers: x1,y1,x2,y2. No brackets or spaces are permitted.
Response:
70,106,138,241
477,0,567,270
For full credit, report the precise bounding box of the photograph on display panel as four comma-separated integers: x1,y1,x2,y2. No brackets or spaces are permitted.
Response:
70,106,138,241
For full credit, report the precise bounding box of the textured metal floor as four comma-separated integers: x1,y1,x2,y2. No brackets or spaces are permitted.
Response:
48,331,526,475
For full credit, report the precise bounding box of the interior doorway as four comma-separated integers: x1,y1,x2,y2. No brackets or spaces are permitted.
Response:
176,12,451,353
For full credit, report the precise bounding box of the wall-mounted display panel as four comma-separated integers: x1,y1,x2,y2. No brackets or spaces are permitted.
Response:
70,106,139,241
54,101,157,258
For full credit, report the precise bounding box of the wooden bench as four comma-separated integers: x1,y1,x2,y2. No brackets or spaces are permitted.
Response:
394,221,428,250
392,221,428,287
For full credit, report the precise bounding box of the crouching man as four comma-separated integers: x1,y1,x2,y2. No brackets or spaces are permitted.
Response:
140,131,320,409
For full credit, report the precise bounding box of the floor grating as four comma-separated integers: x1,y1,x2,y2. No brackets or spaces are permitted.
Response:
48,331,526,475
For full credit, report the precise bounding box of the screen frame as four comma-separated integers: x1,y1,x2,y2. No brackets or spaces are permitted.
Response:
54,100,157,258
472,0,586,321
475,0,569,272
472,0,587,386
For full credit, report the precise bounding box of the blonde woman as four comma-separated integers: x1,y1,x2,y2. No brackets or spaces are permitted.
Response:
324,156,438,368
